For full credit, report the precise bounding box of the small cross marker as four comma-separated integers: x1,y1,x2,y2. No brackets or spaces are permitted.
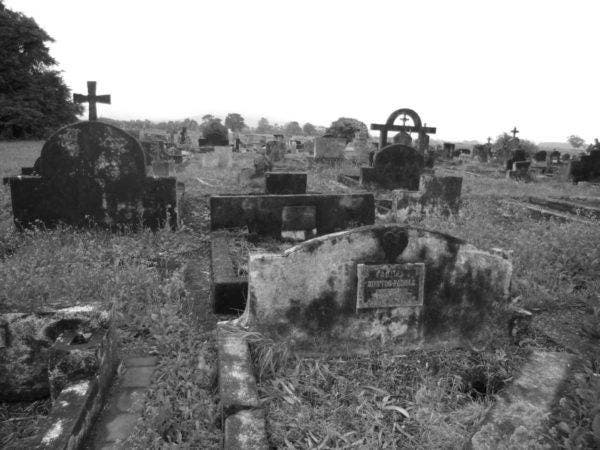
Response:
73,81,111,121
511,127,519,138
487,137,492,144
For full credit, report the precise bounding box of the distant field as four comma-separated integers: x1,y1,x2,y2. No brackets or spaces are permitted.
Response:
0,141,43,178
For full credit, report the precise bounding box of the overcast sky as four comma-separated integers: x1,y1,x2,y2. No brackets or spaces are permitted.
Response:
6,0,600,142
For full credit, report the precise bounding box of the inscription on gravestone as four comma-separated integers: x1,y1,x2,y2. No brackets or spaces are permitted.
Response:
356,263,425,309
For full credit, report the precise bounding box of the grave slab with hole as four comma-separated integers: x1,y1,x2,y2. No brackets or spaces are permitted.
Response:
210,172,375,314
232,224,515,353
2,81,183,231
0,303,118,448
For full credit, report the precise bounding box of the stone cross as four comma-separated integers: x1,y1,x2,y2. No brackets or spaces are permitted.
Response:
511,127,519,139
487,137,492,144
371,108,436,149
73,81,111,121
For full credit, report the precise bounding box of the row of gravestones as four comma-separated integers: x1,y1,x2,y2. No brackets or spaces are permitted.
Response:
3,82,182,230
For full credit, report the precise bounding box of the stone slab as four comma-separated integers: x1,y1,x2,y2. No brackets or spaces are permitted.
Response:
104,413,138,442
36,311,118,449
121,366,155,388
224,409,268,450
4,175,180,230
209,193,374,237
238,224,512,352
217,324,260,416
470,351,575,449
281,205,317,231
527,196,600,220
124,356,158,367
265,172,307,194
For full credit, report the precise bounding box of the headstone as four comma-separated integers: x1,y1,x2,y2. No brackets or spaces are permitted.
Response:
266,140,286,162
313,137,346,160
234,224,513,353
3,83,181,230
194,146,233,168
393,174,463,218
345,132,372,164
550,150,561,165
360,144,425,190
567,149,600,183
507,160,532,182
265,172,307,194
473,144,490,163
443,142,456,159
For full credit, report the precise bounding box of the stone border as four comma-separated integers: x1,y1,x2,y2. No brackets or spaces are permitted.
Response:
217,323,268,449
37,311,119,449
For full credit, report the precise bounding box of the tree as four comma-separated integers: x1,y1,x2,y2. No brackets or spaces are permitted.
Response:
492,133,538,160
225,113,246,132
567,135,585,148
284,121,302,136
202,118,228,144
256,117,272,134
302,122,317,135
325,117,369,143
0,2,82,139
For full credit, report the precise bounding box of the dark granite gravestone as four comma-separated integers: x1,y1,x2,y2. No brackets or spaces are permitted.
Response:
550,150,561,164
533,150,547,162
360,144,425,190
4,121,180,230
265,172,307,194
507,160,533,182
567,150,600,183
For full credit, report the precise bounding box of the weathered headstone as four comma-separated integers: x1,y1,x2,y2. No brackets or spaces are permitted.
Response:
393,174,463,218
3,82,181,230
234,224,513,352
313,137,347,160
473,144,490,163
443,142,456,159
360,144,425,190
507,160,533,182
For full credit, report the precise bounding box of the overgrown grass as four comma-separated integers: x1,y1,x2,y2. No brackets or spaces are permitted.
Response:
255,343,529,449
1,146,599,447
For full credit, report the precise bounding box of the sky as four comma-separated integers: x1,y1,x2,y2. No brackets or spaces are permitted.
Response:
5,0,600,143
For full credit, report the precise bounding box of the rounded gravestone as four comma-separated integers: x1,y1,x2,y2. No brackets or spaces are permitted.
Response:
373,144,424,190
37,121,148,226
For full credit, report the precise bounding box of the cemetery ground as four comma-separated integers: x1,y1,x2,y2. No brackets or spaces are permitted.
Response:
1,142,600,448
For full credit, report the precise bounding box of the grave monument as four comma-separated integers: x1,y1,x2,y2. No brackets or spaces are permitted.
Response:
234,224,514,352
2,81,182,230
359,108,436,190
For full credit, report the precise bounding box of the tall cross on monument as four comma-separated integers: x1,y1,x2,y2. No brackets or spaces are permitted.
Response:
73,81,111,121
511,127,519,139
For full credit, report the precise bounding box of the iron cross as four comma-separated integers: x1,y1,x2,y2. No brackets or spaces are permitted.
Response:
73,81,111,121
511,127,519,138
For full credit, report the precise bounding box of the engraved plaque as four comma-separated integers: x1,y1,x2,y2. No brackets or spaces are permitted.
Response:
356,263,425,309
